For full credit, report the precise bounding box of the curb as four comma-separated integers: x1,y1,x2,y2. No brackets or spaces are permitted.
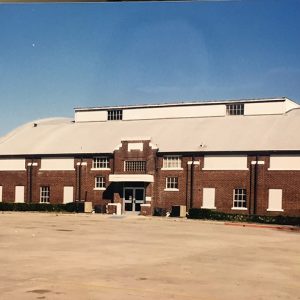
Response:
224,222,300,232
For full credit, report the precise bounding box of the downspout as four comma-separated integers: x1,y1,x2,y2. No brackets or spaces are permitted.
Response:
79,159,82,201
249,158,253,214
185,160,189,209
253,155,258,215
190,156,195,209
29,159,33,203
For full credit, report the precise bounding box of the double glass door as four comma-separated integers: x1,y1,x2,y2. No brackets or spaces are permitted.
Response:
124,188,145,213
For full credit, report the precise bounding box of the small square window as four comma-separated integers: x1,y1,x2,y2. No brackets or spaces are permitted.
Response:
108,109,122,121
95,176,105,189
166,177,178,190
40,186,50,203
226,104,244,116
233,188,247,208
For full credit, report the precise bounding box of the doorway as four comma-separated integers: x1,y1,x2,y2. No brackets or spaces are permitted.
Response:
123,187,145,213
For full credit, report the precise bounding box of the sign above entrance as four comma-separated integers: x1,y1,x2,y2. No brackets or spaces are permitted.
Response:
109,174,154,183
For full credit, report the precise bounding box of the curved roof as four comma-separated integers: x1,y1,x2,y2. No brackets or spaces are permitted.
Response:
0,109,300,155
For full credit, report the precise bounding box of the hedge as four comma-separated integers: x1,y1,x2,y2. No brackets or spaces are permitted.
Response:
188,208,300,226
0,202,84,213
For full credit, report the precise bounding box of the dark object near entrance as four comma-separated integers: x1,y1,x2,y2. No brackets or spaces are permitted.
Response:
94,204,107,213
153,207,167,216
171,205,187,217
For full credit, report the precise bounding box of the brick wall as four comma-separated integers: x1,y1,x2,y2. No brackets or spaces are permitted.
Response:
0,152,300,216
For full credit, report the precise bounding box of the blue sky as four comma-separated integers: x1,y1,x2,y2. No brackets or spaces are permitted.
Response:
0,0,300,135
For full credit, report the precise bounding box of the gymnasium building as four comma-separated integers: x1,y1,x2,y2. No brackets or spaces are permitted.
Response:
0,97,300,216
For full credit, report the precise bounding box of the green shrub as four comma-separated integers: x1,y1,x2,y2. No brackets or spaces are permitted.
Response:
188,208,300,226
0,202,80,213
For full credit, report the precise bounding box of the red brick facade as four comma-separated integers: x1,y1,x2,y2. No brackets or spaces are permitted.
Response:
0,144,300,216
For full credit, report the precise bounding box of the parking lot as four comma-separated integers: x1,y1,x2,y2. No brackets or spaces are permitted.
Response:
0,212,299,300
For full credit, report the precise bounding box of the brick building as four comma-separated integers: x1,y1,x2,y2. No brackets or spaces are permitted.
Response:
0,97,300,216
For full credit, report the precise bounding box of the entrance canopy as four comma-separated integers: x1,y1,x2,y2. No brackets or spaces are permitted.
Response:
109,174,154,183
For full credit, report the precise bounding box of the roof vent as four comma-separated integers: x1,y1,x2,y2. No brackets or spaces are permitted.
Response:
33,123,37,127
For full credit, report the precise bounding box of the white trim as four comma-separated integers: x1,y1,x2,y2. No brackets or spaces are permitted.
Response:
164,188,179,192
202,168,248,171
267,208,284,212
40,168,75,171
114,143,122,151
93,188,106,191
187,161,193,165
251,161,265,165
146,196,152,202
193,161,200,165
201,206,216,209
91,168,111,171
109,174,154,182
161,167,183,171
128,142,143,151
141,204,151,207
121,136,151,141
231,207,248,210
149,142,158,150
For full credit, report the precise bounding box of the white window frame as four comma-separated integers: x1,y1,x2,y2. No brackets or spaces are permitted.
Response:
232,188,247,210
165,177,179,191
40,186,50,203
226,103,244,116
162,156,182,170
92,157,110,170
107,109,122,121
94,176,106,190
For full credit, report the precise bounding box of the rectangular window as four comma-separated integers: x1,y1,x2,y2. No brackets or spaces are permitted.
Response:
15,186,25,203
232,188,247,209
267,189,283,212
92,157,110,169
165,177,178,190
202,188,216,209
40,186,50,203
108,109,122,121
163,156,181,169
226,103,244,116
125,161,146,173
95,176,106,189
63,186,74,204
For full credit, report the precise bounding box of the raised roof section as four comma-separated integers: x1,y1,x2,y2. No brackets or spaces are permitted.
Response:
74,97,298,123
